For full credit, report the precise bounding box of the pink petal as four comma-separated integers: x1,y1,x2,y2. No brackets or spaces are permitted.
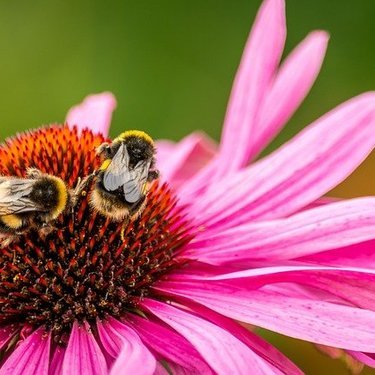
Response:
156,132,217,190
155,140,175,169
168,264,375,282
161,265,375,311
315,345,365,373
299,196,340,211
186,197,375,263
0,328,50,375
171,0,286,199
191,93,375,228
62,321,107,375
248,31,329,160
96,317,156,375
49,346,65,375
142,299,278,374
185,266,375,310
154,363,170,375
179,300,303,375
66,92,117,136
127,314,212,374
173,158,221,203
218,0,286,173
166,364,192,375
165,265,375,311
155,279,375,352
347,351,375,368
296,271,375,310
299,239,375,268
0,325,18,350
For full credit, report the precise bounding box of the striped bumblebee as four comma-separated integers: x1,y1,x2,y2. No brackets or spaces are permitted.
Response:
0,168,83,245
90,130,159,228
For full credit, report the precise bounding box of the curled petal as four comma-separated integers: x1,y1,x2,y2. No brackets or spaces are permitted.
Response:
142,299,278,375
0,325,18,350
347,351,375,369
66,92,117,136
155,140,175,169
0,329,50,375
167,363,195,374
97,317,156,375
316,346,365,374
127,314,212,374
156,132,217,190
154,363,170,375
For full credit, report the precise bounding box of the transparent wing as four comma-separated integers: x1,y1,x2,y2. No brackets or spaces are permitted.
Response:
103,144,151,203
0,177,40,215
122,159,151,203
103,143,131,192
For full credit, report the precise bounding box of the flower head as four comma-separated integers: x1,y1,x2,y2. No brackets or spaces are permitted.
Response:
0,126,191,346
1,0,375,374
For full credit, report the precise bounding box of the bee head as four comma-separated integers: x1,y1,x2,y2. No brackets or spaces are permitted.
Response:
116,130,155,166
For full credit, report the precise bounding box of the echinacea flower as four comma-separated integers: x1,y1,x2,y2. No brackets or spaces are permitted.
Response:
1,0,375,374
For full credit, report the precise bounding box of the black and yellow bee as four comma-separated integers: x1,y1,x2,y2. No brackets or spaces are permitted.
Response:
90,130,159,226
0,168,82,245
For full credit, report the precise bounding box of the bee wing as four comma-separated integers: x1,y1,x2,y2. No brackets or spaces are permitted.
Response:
0,177,41,215
102,144,151,203
103,143,131,192
122,159,151,203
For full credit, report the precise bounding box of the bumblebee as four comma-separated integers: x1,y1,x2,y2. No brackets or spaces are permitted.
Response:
0,168,82,245
90,130,159,226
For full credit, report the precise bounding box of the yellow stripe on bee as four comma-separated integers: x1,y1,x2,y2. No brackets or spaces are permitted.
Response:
49,176,68,219
100,159,112,171
115,130,154,145
1,214,23,229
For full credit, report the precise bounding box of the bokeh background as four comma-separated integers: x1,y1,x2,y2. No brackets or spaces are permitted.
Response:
0,0,374,373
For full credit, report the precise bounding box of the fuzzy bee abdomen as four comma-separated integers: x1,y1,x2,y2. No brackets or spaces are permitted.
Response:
90,188,130,222
0,214,24,232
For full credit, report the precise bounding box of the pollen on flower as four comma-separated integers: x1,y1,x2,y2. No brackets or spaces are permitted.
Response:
0,125,192,345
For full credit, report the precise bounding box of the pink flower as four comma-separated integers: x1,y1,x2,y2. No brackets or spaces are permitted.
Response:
1,0,375,374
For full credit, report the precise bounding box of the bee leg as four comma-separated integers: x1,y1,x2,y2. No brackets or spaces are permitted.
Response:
38,224,56,239
76,173,97,195
130,196,147,221
25,167,43,179
120,198,146,241
95,143,111,158
120,217,130,240
0,234,18,247
147,169,160,182
70,173,96,208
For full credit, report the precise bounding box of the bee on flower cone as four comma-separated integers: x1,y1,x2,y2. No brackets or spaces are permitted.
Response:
1,0,375,374
87,130,160,238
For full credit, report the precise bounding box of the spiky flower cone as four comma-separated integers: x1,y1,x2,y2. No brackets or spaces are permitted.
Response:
0,125,191,346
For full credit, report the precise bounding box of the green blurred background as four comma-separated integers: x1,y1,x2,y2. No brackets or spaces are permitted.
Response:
0,0,374,373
